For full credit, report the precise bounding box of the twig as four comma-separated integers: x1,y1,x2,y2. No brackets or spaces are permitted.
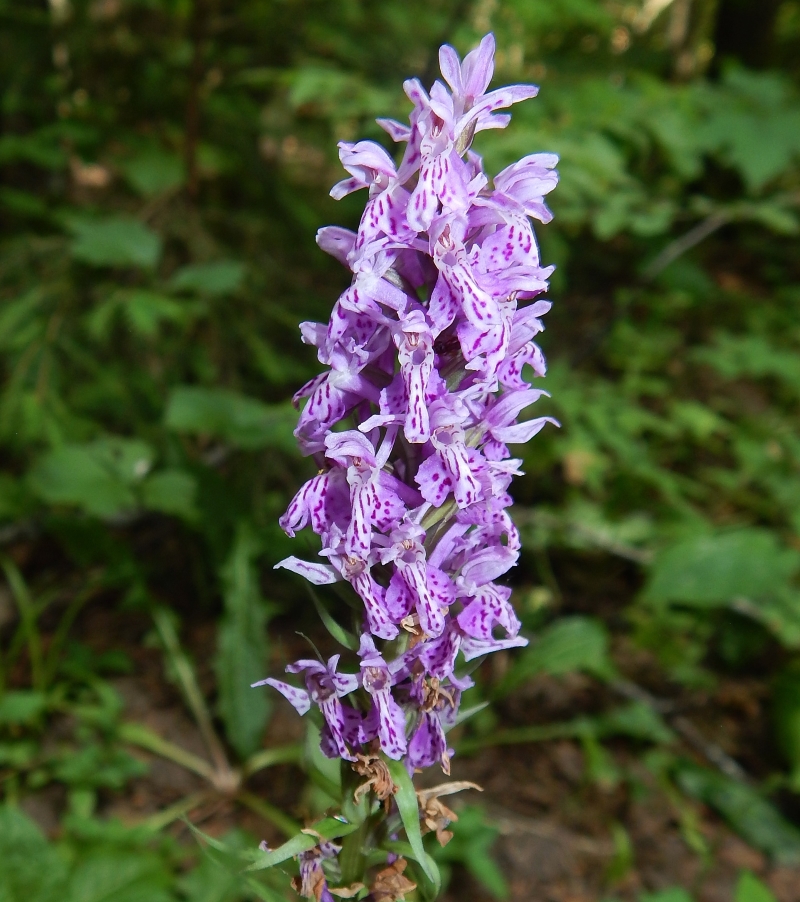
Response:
611,679,749,781
184,0,208,199
642,210,731,280
486,804,614,857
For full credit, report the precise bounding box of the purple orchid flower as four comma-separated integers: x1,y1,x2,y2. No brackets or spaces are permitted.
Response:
261,33,559,795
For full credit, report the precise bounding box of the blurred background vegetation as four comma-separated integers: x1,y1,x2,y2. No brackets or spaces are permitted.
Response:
1,0,800,900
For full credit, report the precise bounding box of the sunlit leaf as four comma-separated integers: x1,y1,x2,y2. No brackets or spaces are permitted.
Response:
67,216,162,269
214,523,272,758
168,261,245,296
0,805,67,902
734,871,777,902
164,387,297,451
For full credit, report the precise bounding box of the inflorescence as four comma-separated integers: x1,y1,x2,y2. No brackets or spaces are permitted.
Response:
255,33,558,893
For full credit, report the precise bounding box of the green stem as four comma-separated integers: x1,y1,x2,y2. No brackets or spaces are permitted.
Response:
237,789,301,837
118,721,216,782
44,581,101,685
151,607,233,780
1,556,44,691
241,743,303,778
140,791,212,832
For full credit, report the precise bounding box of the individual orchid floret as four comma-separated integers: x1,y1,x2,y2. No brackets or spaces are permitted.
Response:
253,655,361,761
331,140,399,200
376,521,455,638
358,635,408,760
295,841,340,902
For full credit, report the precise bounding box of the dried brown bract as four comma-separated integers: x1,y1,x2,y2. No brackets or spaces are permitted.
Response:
352,753,397,803
328,883,365,898
370,858,417,902
417,781,483,846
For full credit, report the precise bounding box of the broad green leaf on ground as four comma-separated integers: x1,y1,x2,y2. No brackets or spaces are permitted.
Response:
86,290,191,340
164,386,297,451
500,616,617,692
51,743,148,789
0,690,47,725
735,871,778,902
118,148,185,197
214,524,272,758
643,529,800,645
639,889,694,902
643,529,800,604
141,470,198,520
675,763,800,864
66,851,175,902
28,438,154,518
66,216,162,269
596,701,675,744
0,806,68,902
168,261,245,296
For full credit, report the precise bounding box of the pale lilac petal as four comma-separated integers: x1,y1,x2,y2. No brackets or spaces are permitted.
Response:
460,634,528,661
275,556,339,585
492,415,558,444
256,678,311,715
377,118,411,142
316,226,356,265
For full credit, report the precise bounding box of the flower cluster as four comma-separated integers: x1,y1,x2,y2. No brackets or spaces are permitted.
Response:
258,34,557,779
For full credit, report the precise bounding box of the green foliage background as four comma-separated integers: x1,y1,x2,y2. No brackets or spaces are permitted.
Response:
2,0,800,898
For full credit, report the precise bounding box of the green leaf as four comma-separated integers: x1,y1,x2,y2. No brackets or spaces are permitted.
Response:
29,438,154,518
66,851,174,902
164,386,297,451
214,524,271,758
52,743,148,789
675,764,800,864
500,616,616,692
596,701,675,744
67,216,162,269
120,291,190,337
734,871,777,902
645,529,800,607
119,148,185,197
168,261,245,296
141,470,198,520
304,720,341,800
771,665,800,777
246,817,358,871
0,805,68,902
308,587,358,651
639,889,694,902
384,756,438,887
0,690,47,725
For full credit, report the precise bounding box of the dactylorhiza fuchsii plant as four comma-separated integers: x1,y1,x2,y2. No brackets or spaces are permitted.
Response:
252,33,558,901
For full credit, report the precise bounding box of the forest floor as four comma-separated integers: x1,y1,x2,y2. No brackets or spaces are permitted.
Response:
13,550,800,902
